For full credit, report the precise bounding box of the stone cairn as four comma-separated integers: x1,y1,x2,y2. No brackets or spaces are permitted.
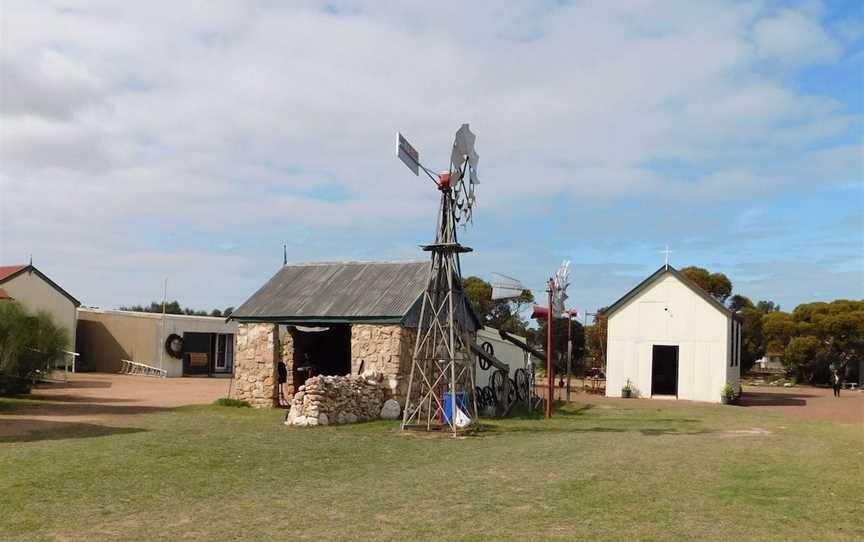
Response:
286,373,397,427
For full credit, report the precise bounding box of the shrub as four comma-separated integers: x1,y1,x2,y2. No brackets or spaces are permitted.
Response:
213,397,251,408
0,302,68,394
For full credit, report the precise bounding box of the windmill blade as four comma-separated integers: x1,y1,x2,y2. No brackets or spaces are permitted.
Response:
552,293,568,316
552,260,571,315
451,124,479,184
491,272,526,300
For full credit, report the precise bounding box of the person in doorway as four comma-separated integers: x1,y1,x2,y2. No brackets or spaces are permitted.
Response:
831,368,841,398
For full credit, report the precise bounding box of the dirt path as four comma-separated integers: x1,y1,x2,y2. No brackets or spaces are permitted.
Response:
1,373,231,437
737,384,864,423
540,381,863,424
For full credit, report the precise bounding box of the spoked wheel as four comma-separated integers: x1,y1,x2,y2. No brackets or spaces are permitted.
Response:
489,369,509,407
514,368,530,402
475,386,486,409
482,386,495,408
507,378,517,404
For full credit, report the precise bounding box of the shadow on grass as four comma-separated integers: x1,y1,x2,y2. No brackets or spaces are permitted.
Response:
0,419,146,443
738,391,812,407
0,400,168,418
34,379,114,390
504,402,596,421
477,423,716,437
12,394,142,404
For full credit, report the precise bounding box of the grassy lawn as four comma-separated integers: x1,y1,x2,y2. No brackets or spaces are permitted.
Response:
1,398,861,541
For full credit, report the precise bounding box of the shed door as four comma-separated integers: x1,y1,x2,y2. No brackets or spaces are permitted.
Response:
651,345,679,396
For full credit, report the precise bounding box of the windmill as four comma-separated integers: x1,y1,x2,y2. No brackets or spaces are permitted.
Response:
528,260,573,417
398,124,481,434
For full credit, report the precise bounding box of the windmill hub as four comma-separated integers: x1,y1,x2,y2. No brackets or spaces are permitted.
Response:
437,171,451,191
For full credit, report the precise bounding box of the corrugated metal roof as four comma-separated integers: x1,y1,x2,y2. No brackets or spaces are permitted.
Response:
231,261,432,323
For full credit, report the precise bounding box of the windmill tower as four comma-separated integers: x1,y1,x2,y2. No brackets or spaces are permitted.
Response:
397,125,480,434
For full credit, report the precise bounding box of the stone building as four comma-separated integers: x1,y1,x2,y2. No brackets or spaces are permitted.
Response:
228,261,479,408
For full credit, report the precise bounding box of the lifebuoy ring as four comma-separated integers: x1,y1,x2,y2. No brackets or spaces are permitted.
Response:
165,334,184,359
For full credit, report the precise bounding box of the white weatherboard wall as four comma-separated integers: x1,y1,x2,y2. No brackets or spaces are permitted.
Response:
606,273,739,403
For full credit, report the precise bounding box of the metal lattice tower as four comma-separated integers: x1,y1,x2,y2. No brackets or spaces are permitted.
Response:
397,125,480,434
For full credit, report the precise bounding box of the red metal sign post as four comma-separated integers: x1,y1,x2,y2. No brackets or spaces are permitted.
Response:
546,278,554,419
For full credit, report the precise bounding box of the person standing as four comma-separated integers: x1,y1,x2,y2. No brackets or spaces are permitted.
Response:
831,368,841,398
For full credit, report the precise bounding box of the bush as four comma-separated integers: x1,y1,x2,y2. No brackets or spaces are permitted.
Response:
213,397,250,408
0,302,68,395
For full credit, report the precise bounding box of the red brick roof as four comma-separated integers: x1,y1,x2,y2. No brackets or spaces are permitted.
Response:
0,265,27,282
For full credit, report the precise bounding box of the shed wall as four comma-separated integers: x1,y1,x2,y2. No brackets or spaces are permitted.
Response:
3,271,77,353
76,309,237,377
475,328,529,388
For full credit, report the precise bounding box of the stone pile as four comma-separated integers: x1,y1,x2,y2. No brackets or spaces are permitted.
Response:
286,373,387,427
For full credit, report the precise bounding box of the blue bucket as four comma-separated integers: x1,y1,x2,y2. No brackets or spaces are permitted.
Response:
442,391,468,424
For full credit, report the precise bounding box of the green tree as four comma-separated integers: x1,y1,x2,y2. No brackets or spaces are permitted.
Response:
783,336,823,383
462,276,534,334
738,306,765,373
463,277,493,320
679,266,732,303
728,294,754,312
762,311,798,354
0,302,68,394
120,301,227,317
791,300,864,382
756,300,781,314
583,307,608,369
526,317,585,375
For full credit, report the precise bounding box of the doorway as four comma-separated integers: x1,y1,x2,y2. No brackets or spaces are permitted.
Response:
182,332,212,376
182,332,235,376
290,324,351,390
651,345,679,396
213,333,234,374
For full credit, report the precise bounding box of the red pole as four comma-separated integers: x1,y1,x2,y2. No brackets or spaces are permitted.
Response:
546,278,554,419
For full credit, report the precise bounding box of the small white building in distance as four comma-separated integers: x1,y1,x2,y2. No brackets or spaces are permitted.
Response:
605,265,741,403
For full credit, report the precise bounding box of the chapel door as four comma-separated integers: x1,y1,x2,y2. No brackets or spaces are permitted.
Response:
651,345,679,396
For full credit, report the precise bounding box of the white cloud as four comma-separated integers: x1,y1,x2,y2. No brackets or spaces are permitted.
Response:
752,6,840,67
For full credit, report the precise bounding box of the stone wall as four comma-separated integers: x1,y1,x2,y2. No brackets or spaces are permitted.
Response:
350,324,416,402
286,374,386,426
233,322,418,409
232,323,278,408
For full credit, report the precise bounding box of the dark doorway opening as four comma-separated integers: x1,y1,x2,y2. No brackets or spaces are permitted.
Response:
651,345,679,396
291,324,351,390
183,332,213,376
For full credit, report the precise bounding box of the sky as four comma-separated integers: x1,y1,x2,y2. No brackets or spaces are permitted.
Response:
1,0,862,321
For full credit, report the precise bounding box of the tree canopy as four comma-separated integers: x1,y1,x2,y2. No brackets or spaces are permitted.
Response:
679,266,732,303
462,276,534,334
0,302,68,394
119,301,233,318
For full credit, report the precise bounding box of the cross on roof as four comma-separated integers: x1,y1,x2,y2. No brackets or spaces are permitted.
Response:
661,245,673,268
